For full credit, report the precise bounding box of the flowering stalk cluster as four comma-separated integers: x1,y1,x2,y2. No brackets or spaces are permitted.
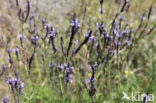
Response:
5,71,24,103
64,62,74,83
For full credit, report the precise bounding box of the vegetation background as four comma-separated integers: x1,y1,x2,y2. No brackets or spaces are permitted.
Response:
0,0,156,103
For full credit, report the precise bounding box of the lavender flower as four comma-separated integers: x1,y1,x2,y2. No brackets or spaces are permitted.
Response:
49,61,56,68
89,36,95,42
18,32,26,39
5,71,24,98
25,2,32,8
64,62,74,83
84,31,90,37
72,40,78,54
31,35,39,41
48,28,57,53
115,41,122,46
44,24,51,29
87,62,97,97
70,19,80,28
58,64,64,72
48,28,55,38
18,32,26,47
67,14,80,56
125,40,130,45
73,29,92,56
13,48,19,61
99,8,105,14
2,96,9,103
31,35,39,45
96,22,105,34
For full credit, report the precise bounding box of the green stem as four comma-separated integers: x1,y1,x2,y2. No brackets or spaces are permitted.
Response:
108,60,112,102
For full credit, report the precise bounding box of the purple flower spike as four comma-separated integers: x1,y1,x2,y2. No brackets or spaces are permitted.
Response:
99,8,105,14
18,32,26,47
58,64,64,72
44,23,51,29
125,40,130,45
88,65,92,69
31,35,39,41
2,96,9,103
13,48,19,52
64,62,74,83
48,28,55,38
89,36,95,42
49,61,56,68
84,31,91,37
41,17,45,22
70,19,80,28
115,41,122,46
25,2,32,7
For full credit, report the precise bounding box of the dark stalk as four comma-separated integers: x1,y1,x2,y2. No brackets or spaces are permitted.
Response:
25,1,30,22
72,29,92,56
61,37,66,56
16,0,19,9
67,26,76,56
120,0,128,12
28,52,34,74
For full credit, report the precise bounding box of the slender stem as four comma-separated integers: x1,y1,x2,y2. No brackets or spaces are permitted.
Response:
108,60,112,102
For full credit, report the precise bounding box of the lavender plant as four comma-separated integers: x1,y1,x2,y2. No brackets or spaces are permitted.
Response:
0,0,155,103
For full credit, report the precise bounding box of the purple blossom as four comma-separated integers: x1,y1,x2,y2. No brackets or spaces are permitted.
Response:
93,62,98,68
7,57,11,61
72,40,79,54
70,19,80,28
150,25,154,30
115,41,122,46
84,31,90,37
28,19,33,23
99,8,105,14
88,65,92,69
64,62,74,83
5,71,24,96
41,17,45,22
31,35,39,41
65,74,73,83
48,28,55,38
109,49,115,54
18,32,26,39
89,36,95,41
58,64,64,72
88,76,96,83
6,48,12,52
119,16,125,21
3,64,7,70
2,96,9,103
96,22,104,29
29,13,35,17
44,23,51,29
49,61,56,68
13,48,19,52
113,29,119,37
125,40,130,45
87,61,97,94
25,2,32,7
